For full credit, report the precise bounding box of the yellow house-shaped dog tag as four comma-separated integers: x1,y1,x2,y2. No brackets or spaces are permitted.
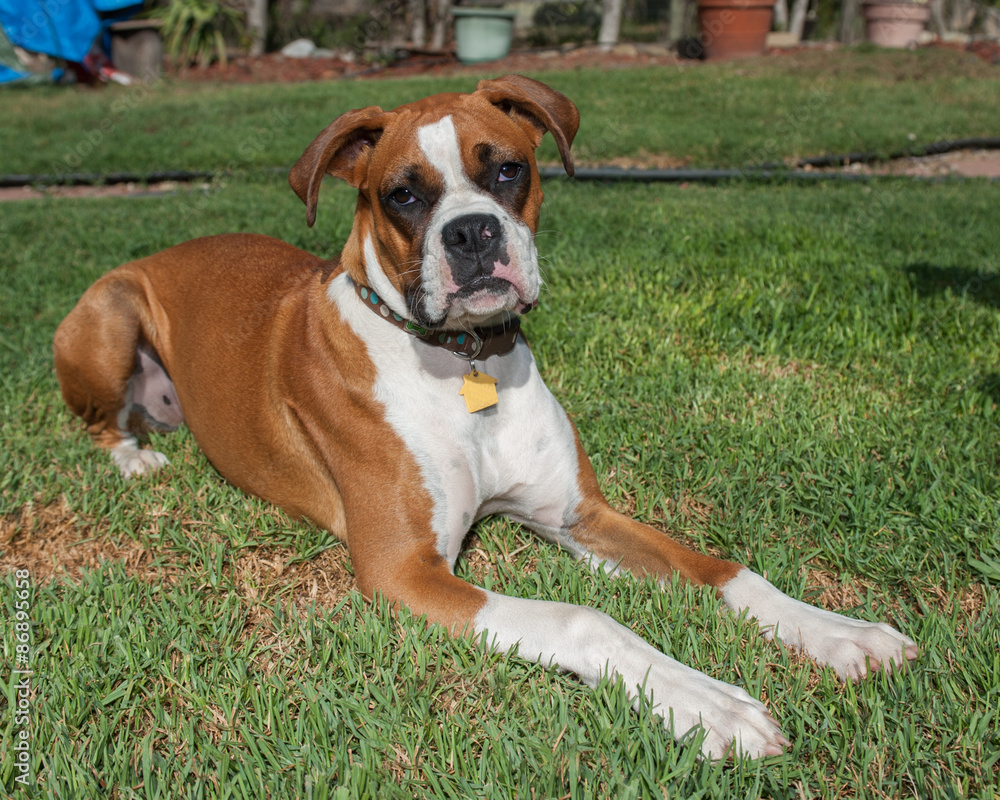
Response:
460,370,498,413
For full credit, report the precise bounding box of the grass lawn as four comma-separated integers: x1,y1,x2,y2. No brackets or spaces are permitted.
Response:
2,48,999,176
2,55,1000,798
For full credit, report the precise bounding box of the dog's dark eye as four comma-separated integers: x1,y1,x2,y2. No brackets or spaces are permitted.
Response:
390,187,416,206
497,163,521,182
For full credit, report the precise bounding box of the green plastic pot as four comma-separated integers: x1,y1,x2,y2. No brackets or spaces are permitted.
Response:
452,7,516,64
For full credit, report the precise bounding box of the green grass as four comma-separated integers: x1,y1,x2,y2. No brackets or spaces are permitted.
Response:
1,48,999,176
2,59,1000,798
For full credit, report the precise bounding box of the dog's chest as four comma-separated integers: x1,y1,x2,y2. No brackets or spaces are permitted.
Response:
331,274,581,564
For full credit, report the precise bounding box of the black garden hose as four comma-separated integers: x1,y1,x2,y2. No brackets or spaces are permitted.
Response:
0,169,217,188
542,137,1000,182
3,138,999,189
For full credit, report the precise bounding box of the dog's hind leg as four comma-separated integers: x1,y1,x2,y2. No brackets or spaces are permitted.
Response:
54,271,181,478
108,342,180,477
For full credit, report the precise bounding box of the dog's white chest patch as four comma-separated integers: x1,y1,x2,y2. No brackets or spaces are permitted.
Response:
330,273,581,565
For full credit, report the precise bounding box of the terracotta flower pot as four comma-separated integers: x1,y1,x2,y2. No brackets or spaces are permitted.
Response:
861,2,930,48
697,0,774,60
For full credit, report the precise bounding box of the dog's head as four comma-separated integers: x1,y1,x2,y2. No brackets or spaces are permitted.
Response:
289,75,579,329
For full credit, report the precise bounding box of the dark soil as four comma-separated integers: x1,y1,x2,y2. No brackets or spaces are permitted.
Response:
166,38,1000,86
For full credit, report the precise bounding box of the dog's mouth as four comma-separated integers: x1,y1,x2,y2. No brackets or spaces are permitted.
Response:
449,276,513,301
446,275,527,321
411,276,527,329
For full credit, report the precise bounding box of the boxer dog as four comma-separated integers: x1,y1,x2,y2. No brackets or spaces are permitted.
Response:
53,75,917,759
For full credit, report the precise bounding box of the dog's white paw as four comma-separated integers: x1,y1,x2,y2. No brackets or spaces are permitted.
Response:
722,569,919,682
796,615,919,681
110,438,170,478
644,660,789,760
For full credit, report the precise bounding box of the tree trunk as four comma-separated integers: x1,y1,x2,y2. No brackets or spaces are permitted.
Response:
949,0,976,32
928,0,947,35
431,0,451,50
598,0,625,51
774,0,789,31
669,0,687,41
247,0,267,57
789,0,809,37
839,0,858,43
411,0,427,47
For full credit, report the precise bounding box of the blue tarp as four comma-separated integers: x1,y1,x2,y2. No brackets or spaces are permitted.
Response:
0,0,139,83
0,0,101,64
0,62,27,82
0,18,30,81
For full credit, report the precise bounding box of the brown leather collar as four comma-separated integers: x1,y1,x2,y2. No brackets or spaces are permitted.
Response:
354,281,523,360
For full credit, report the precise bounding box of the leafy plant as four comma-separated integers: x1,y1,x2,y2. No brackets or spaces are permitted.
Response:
528,0,602,46
145,0,244,68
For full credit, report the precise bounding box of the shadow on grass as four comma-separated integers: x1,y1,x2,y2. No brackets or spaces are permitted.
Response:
905,263,1000,402
905,263,1000,310
975,372,1000,402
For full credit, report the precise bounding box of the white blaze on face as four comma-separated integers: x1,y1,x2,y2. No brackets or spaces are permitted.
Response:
416,116,475,203
415,115,540,326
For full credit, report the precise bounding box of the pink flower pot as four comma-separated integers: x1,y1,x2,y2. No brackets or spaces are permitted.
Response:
862,2,931,48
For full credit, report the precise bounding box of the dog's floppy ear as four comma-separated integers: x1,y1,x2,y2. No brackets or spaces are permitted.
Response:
474,74,580,177
289,106,387,227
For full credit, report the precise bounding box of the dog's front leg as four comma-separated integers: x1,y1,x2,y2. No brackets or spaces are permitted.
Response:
560,432,919,683
345,502,786,760
474,589,789,760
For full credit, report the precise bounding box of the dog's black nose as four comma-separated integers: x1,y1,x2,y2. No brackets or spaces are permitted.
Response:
442,213,503,257
442,213,507,285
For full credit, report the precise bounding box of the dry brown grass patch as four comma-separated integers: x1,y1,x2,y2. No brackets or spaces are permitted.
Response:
1,498,358,621
806,569,867,612
0,497,181,586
